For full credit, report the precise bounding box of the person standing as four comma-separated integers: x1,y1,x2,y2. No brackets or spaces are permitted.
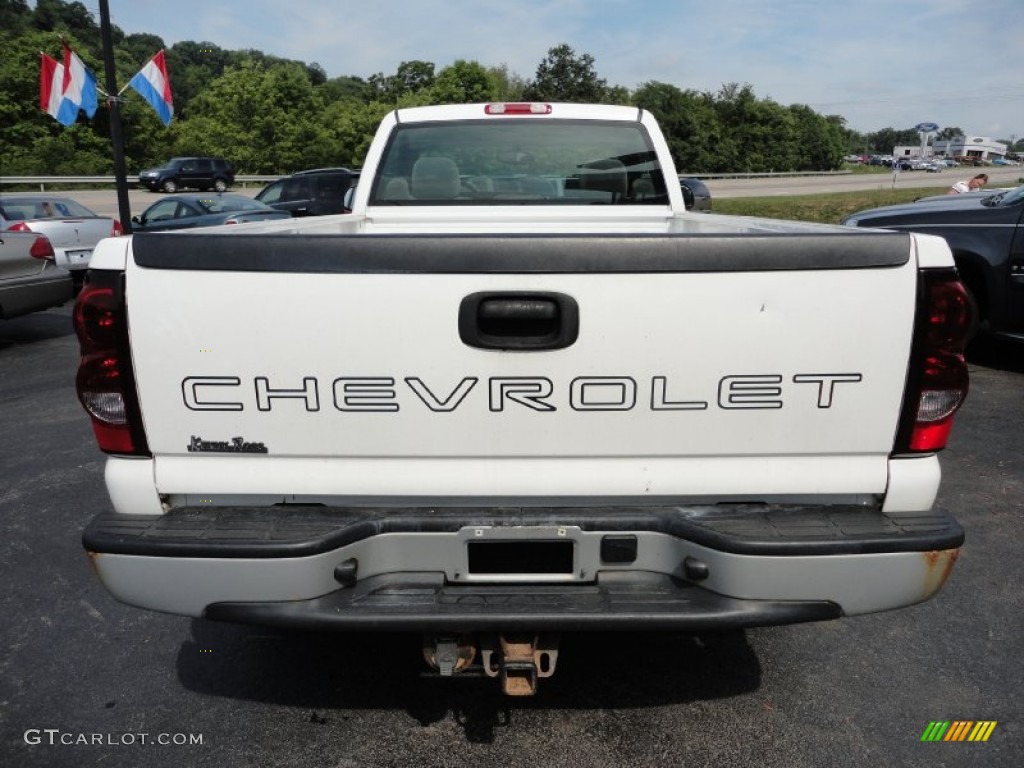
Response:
948,173,989,194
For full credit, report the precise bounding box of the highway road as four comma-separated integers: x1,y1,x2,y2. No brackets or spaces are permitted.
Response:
20,165,1024,218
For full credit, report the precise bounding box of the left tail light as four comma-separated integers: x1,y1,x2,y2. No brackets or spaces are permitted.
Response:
30,235,55,261
73,271,150,456
6,220,32,232
110,220,124,237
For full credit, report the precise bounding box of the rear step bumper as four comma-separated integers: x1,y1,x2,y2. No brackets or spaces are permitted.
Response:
82,504,964,623
204,572,841,632
83,504,963,558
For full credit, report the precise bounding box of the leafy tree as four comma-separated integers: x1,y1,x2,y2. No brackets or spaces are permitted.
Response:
431,60,497,104
305,62,327,87
31,0,95,35
937,126,964,140
369,60,436,103
633,81,721,173
172,60,330,173
320,75,370,104
867,127,920,154
486,64,527,101
523,44,607,102
0,0,31,31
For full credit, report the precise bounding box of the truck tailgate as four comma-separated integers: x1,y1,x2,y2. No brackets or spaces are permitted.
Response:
125,232,917,500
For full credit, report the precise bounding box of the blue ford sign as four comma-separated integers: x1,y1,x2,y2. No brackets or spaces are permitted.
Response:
915,122,940,133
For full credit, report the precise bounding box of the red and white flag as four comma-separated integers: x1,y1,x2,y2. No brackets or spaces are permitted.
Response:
40,52,64,121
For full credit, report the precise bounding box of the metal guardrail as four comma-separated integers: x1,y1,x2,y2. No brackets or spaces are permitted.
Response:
1,171,859,191
0,175,278,190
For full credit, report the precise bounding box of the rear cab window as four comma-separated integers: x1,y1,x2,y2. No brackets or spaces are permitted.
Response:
369,119,669,206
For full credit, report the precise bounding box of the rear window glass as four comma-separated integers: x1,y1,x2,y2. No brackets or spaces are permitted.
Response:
194,196,266,213
370,119,668,206
0,198,96,218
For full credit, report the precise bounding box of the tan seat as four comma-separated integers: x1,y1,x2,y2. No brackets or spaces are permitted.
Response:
411,157,460,199
381,177,412,200
631,177,656,200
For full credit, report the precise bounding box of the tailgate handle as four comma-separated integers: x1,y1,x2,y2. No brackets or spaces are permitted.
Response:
459,292,579,350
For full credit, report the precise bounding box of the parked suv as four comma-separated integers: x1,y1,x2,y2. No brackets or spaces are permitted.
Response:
138,157,235,193
256,168,359,216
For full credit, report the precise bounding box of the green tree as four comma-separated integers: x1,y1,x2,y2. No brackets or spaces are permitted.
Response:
173,60,330,172
867,127,920,154
320,75,370,104
369,60,435,103
486,64,527,101
430,60,497,104
523,44,607,102
632,81,721,173
0,0,31,32
31,0,95,35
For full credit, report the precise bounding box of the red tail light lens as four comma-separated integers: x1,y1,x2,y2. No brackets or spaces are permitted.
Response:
6,220,32,232
74,271,150,456
895,271,972,454
485,103,552,115
30,235,55,260
110,220,124,237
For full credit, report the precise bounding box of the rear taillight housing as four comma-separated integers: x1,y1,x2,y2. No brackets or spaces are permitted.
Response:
30,235,55,260
484,103,552,115
74,271,150,455
110,220,124,237
6,220,32,232
894,270,973,453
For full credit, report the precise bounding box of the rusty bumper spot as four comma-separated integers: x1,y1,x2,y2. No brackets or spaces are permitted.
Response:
921,548,960,598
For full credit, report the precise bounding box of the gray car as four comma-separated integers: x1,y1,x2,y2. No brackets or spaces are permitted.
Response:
844,184,1024,341
131,193,292,232
0,230,73,320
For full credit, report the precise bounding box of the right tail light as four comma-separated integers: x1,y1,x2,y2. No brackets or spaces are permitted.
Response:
894,270,973,453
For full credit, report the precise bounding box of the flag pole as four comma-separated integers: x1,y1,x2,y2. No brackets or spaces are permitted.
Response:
98,0,132,234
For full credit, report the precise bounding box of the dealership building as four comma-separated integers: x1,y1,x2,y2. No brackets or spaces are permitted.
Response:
894,136,1008,162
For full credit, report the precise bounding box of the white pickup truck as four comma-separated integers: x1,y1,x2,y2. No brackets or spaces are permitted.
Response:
76,103,972,695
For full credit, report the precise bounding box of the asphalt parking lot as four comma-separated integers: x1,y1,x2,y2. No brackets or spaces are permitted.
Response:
1,305,1021,767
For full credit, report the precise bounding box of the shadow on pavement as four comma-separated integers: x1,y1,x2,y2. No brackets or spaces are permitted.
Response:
176,619,761,743
0,307,74,350
966,334,1024,374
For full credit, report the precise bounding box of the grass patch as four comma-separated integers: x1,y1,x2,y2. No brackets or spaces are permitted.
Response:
713,186,951,224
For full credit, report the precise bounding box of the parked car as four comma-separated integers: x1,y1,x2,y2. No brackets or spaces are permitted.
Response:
679,177,712,211
0,194,122,290
131,193,291,232
844,184,1024,341
0,230,73,320
256,168,360,216
137,157,235,193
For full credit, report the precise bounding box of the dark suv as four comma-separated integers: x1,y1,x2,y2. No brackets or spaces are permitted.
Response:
256,168,359,216
138,157,235,193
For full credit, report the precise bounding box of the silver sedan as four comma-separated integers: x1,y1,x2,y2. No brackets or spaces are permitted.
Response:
0,194,122,289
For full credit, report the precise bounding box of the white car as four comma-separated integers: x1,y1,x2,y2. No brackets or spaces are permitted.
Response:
0,194,122,290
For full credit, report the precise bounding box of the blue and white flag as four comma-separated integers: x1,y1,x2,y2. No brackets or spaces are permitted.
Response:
56,42,98,125
128,50,174,126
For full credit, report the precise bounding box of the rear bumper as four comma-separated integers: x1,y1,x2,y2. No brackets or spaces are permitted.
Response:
0,274,72,319
83,504,963,628
205,572,841,632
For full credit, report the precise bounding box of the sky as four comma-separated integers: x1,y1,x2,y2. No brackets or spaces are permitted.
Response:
94,0,1024,138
